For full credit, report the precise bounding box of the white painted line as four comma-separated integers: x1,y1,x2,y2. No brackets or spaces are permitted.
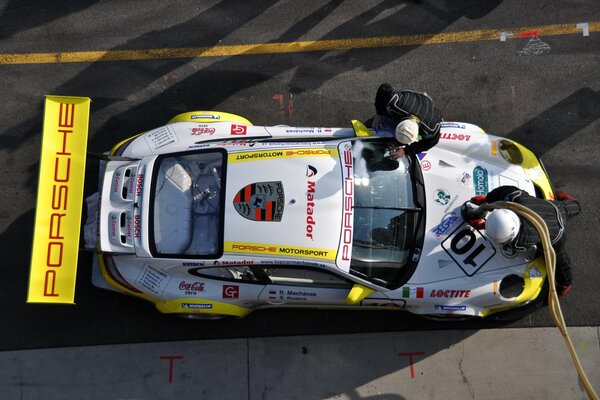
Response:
500,31,514,41
576,22,590,36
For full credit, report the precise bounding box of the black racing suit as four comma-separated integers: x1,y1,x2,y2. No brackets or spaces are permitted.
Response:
374,83,443,154
485,186,581,287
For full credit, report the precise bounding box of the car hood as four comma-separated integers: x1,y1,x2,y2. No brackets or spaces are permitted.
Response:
411,127,536,283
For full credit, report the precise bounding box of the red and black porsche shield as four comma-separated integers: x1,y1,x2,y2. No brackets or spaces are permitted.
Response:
233,181,284,221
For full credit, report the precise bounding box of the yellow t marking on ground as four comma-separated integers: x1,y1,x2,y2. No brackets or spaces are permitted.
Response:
1,22,597,65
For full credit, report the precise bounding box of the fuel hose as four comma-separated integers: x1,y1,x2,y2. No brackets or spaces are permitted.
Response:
483,201,598,400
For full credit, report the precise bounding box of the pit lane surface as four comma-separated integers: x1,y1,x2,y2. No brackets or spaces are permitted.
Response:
0,0,599,351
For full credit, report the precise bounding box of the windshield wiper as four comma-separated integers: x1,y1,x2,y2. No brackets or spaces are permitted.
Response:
352,205,422,212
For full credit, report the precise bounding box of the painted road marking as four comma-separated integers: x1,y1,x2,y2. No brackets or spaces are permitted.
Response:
0,22,597,65
577,22,590,36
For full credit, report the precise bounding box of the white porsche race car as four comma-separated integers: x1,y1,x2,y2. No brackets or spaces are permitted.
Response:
28,96,554,320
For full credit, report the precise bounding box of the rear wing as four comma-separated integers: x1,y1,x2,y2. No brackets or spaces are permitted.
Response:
27,95,91,304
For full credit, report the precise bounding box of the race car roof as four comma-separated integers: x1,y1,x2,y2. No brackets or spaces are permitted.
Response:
223,146,345,264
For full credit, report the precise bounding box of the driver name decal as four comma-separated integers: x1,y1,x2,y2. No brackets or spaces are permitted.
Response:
233,181,284,221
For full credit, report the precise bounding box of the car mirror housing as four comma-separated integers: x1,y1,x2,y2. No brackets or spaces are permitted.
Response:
346,284,376,305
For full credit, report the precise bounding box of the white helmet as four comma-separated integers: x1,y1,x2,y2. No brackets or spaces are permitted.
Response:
395,118,419,145
485,209,521,244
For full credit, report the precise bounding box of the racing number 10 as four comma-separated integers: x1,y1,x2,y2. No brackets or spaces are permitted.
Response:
450,229,486,268
442,225,496,276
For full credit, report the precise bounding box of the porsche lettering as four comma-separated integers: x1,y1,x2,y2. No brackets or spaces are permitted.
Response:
43,104,76,296
286,149,330,156
340,148,354,262
231,244,277,253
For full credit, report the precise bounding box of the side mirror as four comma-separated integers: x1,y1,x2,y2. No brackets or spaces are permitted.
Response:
351,120,373,137
346,284,376,305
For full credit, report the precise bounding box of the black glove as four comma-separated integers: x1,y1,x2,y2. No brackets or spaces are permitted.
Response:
461,201,484,221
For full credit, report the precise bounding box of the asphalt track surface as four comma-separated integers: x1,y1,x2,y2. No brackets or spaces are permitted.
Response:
0,0,598,351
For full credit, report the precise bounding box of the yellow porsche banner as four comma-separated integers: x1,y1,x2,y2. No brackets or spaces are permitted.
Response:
28,96,91,304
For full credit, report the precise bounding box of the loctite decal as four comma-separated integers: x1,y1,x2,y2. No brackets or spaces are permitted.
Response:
430,289,471,298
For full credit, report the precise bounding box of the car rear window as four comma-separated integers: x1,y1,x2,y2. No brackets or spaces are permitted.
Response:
151,150,225,257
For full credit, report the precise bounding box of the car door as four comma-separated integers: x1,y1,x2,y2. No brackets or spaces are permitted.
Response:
255,265,396,309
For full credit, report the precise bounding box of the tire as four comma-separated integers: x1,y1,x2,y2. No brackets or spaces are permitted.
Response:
420,314,477,322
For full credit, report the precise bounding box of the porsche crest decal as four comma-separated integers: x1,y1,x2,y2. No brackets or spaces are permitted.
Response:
233,181,284,221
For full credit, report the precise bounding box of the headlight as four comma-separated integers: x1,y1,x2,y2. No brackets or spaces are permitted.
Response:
498,274,525,299
498,139,524,165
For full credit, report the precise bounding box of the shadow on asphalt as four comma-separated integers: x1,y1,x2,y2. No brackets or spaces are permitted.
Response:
6,0,578,354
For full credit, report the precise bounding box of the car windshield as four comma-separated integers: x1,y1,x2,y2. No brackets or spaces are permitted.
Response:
350,139,422,288
150,150,225,257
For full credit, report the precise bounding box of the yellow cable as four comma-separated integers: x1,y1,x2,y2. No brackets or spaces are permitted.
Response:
485,202,598,400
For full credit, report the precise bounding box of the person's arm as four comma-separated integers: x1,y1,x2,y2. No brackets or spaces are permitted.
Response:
375,83,394,116
403,130,440,155
485,185,521,203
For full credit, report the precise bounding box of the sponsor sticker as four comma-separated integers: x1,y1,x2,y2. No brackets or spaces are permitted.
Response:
458,172,471,186
441,122,466,129
179,281,205,295
432,213,460,238
528,265,543,279
500,243,518,258
28,96,91,304
231,124,247,135
305,165,317,240
435,305,467,311
229,148,338,163
223,285,239,299
182,303,213,309
440,132,471,141
434,189,451,206
191,127,216,135
473,166,489,196
191,114,220,120
421,160,431,171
